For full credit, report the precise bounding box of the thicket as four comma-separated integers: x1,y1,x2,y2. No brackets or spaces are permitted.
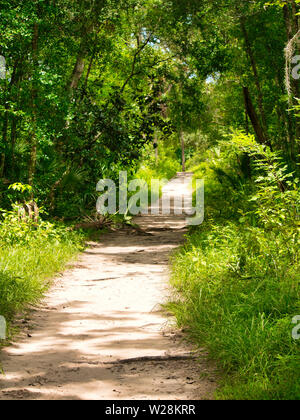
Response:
0,207,84,337
168,132,300,400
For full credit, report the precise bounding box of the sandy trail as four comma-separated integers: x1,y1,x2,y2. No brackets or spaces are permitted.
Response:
0,173,216,400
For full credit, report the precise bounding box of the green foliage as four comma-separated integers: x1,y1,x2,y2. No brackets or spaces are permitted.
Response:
0,0,299,400
0,205,80,246
8,182,32,193
169,223,300,399
189,146,254,222
0,181,92,337
227,132,299,231
168,133,300,400
0,200,85,325
0,0,182,216
0,233,83,323
136,142,181,184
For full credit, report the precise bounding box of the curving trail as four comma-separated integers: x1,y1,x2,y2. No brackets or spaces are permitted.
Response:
0,174,216,400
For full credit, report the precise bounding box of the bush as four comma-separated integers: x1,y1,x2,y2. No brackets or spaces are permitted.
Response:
0,206,85,323
168,132,300,400
136,142,181,185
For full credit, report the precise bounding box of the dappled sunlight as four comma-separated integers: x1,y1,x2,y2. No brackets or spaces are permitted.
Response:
0,174,217,400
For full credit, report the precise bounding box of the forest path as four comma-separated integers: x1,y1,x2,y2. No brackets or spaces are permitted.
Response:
0,173,216,400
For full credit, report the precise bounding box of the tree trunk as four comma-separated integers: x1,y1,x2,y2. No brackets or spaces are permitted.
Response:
283,4,300,98
0,59,20,178
245,107,249,135
0,154,5,178
82,47,96,96
153,132,158,165
67,7,100,95
290,0,299,33
28,23,39,186
68,47,86,92
243,86,271,148
1,102,8,178
240,18,268,138
180,130,185,172
283,4,294,39
28,142,37,186
10,116,17,177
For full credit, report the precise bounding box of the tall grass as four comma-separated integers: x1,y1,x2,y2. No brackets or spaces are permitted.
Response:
0,209,85,337
0,239,83,322
136,142,181,185
168,133,300,400
169,224,300,399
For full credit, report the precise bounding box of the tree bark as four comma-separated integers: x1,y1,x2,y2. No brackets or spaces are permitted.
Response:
283,4,300,98
180,130,185,172
1,99,8,178
283,4,294,40
28,23,39,186
0,59,20,178
290,0,299,33
68,45,86,93
240,18,268,139
10,116,17,176
67,3,101,95
82,46,96,95
153,132,158,165
243,86,271,148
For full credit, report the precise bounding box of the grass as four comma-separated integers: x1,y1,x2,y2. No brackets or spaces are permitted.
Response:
168,223,300,399
167,139,300,400
0,221,85,343
133,144,181,209
136,143,181,186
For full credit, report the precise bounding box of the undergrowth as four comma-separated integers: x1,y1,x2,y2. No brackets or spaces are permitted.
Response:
168,132,300,400
0,202,85,341
136,142,181,186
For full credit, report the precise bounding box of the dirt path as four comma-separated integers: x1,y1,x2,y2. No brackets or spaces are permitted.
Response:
0,174,217,400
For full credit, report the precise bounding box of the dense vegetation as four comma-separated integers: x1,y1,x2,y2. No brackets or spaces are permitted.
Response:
0,0,299,399
169,133,299,399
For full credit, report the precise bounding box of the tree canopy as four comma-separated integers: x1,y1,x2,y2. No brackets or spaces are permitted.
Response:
0,0,299,215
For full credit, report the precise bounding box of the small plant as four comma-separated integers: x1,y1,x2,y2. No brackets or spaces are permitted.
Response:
0,183,86,330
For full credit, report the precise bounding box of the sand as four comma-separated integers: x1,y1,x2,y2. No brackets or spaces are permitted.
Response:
0,174,217,400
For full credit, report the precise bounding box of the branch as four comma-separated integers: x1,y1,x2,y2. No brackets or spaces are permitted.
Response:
120,33,153,94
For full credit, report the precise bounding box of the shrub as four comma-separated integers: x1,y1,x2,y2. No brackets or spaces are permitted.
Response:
168,132,300,400
0,204,85,323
